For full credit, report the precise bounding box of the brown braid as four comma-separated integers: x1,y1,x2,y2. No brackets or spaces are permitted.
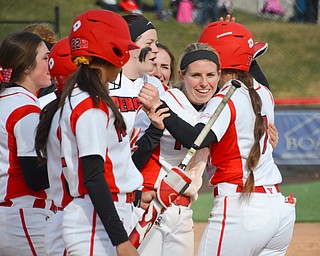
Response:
222,70,266,198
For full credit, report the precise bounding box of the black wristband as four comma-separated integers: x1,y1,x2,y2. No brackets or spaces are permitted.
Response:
133,190,142,207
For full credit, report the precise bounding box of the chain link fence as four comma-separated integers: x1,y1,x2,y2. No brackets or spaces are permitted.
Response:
0,4,60,41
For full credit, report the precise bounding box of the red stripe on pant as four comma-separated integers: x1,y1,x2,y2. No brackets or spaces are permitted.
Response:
20,208,37,256
90,209,97,255
217,196,228,256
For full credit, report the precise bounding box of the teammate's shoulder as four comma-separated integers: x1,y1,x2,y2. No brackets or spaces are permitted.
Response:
10,87,39,105
164,88,184,97
162,88,188,105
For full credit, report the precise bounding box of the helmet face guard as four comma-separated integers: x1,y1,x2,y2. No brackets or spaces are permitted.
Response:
198,21,256,72
69,10,139,68
48,37,77,91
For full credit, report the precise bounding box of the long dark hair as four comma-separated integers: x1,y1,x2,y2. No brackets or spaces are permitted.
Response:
36,58,126,162
222,70,265,198
0,31,43,92
35,95,60,163
59,58,126,131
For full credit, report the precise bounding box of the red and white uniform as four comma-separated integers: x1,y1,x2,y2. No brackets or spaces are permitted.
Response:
110,73,166,134
134,88,201,256
45,108,73,256
59,86,143,255
197,79,295,256
0,86,53,255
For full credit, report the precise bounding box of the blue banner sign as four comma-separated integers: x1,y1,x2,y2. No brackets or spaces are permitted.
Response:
273,110,320,165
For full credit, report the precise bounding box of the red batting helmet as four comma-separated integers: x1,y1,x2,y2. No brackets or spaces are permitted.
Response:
69,10,139,67
198,21,255,72
48,37,77,91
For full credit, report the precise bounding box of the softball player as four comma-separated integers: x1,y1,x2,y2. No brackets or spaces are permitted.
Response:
35,37,76,256
58,10,146,256
25,23,59,102
109,14,166,135
141,21,296,256
133,43,221,256
148,43,176,88
0,31,53,255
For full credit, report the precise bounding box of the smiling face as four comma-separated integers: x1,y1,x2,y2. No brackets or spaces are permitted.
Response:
180,59,221,105
132,29,159,73
150,47,172,85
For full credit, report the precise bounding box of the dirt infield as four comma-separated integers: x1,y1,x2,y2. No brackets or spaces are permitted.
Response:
194,222,320,255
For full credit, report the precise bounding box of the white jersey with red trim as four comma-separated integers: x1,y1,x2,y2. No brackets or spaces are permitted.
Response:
59,86,143,198
134,88,201,189
200,79,282,187
46,109,72,208
110,73,166,134
0,86,49,201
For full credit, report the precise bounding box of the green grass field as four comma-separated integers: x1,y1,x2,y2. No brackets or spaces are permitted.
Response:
192,181,320,222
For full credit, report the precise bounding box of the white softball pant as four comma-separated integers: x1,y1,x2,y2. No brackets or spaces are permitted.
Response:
62,195,133,256
197,192,295,256
137,204,194,256
45,210,66,256
0,197,54,256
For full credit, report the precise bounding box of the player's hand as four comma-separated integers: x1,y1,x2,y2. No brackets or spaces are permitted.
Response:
116,240,139,256
140,190,156,210
146,102,170,130
138,83,161,111
268,123,279,149
219,14,236,22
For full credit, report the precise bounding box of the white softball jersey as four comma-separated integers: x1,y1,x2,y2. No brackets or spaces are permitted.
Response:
59,86,143,198
197,79,295,256
109,73,166,135
134,88,200,256
200,79,282,187
0,86,49,201
0,86,53,255
135,88,202,189
46,108,73,208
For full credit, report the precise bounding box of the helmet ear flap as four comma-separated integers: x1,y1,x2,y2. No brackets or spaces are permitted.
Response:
48,37,77,91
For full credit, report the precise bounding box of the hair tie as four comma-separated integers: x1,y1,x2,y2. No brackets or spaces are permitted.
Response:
73,56,92,66
0,66,13,83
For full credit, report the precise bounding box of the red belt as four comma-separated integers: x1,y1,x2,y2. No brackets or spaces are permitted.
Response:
0,199,63,213
214,184,280,197
174,195,191,207
78,192,137,203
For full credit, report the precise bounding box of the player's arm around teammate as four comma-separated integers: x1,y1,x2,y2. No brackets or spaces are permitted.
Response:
140,21,295,256
0,31,53,255
131,43,220,256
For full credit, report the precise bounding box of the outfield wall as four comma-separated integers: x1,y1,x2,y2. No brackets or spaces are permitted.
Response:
273,98,320,165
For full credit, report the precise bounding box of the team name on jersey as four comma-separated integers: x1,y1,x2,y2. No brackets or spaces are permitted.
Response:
112,96,141,113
